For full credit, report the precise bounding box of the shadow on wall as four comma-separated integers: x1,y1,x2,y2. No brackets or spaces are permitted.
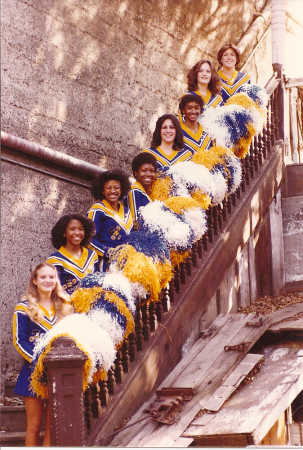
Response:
2,0,264,169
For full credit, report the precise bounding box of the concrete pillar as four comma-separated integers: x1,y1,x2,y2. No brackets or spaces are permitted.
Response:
271,0,286,73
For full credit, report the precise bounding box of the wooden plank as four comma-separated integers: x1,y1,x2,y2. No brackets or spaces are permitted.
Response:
171,437,193,447
183,341,303,446
268,302,303,332
197,354,263,413
110,314,272,447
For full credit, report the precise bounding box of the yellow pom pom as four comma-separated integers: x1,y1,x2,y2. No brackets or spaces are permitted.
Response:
191,191,211,209
155,259,173,290
191,148,221,170
232,122,256,158
104,290,134,341
71,286,104,314
226,92,257,110
150,176,172,201
170,249,191,267
108,245,162,302
164,197,202,215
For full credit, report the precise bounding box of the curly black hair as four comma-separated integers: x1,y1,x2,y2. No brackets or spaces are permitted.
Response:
187,60,221,95
179,94,204,115
132,153,157,176
91,169,131,201
51,214,95,250
150,114,184,150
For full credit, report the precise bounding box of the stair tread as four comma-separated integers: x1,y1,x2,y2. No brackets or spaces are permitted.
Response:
0,430,45,441
0,405,26,411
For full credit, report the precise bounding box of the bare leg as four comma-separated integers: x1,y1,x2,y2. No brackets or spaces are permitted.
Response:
42,401,50,446
24,396,44,446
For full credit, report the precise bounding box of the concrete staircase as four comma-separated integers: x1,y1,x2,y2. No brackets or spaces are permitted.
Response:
282,163,303,293
0,379,45,447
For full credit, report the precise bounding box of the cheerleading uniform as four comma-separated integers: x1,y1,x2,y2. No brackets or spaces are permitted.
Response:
218,69,251,104
186,89,223,109
142,147,193,172
13,300,57,397
47,247,99,295
181,122,213,154
87,200,133,269
124,181,151,223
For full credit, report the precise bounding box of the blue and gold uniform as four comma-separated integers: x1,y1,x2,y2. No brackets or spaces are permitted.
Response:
87,200,133,269
186,89,223,109
124,181,151,223
47,247,99,295
218,69,251,103
181,122,213,154
143,147,193,172
13,301,57,397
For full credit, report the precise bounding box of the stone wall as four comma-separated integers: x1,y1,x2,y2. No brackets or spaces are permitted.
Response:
2,0,266,169
1,0,267,385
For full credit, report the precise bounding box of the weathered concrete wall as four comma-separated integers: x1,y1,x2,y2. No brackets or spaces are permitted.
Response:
1,0,269,385
1,0,267,169
1,158,93,381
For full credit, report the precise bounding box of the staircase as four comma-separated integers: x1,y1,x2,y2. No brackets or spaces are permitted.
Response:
0,379,45,447
282,163,303,293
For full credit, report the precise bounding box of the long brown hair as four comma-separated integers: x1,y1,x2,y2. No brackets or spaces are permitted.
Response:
22,262,73,323
187,60,221,95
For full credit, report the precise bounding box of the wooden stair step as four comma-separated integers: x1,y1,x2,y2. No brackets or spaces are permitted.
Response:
0,405,27,432
0,430,45,447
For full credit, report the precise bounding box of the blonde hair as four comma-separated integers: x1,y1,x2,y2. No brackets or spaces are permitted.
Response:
22,262,74,323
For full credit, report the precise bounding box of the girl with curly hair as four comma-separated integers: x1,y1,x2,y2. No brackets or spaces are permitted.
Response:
185,59,223,109
143,114,193,172
124,152,157,223
13,262,73,446
87,169,133,270
179,94,213,154
47,214,99,295
217,43,251,103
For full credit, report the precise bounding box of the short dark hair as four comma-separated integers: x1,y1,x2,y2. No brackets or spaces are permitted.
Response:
187,60,221,95
179,94,204,115
217,43,241,66
132,153,157,176
91,169,131,201
51,214,95,249
150,114,184,150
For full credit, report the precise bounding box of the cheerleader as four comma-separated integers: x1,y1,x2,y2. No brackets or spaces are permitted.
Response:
13,262,73,446
179,94,213,154
143,114,192,172
217,43,251,103
87,169,133,270
185,59,223,109
124,152,157,223
47,214,99,295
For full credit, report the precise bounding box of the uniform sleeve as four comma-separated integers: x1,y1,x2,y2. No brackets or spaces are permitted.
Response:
87,209,111,257
128,189,150,222
13,309,33,363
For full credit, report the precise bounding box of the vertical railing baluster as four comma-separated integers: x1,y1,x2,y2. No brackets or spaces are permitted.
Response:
114,350,124,383
91,383,102,419
128,332,137,362
192,243,198,267
142,303,151,341
99,377,110,407
107,365,116,395
122,339,130,373
84,388,93,432
135,305,144,351
174,266,181,293
149,301,158,332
